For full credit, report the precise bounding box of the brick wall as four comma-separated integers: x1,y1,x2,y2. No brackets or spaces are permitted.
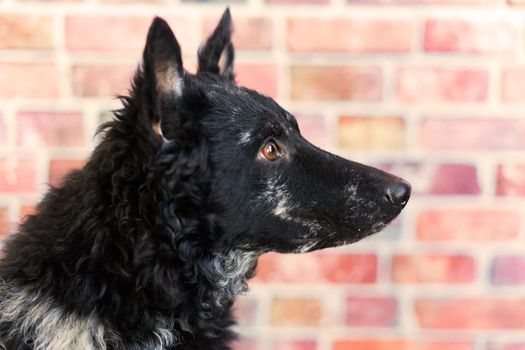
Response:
0,0,524,349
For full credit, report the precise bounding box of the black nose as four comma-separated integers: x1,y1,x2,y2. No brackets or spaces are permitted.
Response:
385,181,411,207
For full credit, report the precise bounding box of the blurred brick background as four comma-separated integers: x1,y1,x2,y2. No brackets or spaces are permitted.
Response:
1,0,525,348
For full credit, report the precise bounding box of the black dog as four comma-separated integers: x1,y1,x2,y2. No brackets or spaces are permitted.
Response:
0,9,410,350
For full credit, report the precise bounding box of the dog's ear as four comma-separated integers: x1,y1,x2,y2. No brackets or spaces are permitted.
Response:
198,8,235,81
142,17,184,136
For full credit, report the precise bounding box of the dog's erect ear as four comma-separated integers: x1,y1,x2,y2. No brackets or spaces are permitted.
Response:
142,17,184,135
198,8,235,81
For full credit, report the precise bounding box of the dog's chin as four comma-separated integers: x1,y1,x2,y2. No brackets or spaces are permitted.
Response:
287,220,392,254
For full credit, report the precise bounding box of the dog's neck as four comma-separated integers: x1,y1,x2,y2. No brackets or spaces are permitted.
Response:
0,249,258,350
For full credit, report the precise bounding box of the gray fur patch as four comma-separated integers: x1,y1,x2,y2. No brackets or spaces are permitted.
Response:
210,249,258,306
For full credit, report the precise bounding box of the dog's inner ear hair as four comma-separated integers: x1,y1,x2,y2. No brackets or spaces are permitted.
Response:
198,8,235,81
142,16,184,137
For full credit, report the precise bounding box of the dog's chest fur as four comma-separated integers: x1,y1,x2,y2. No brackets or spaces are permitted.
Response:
0,251,257,350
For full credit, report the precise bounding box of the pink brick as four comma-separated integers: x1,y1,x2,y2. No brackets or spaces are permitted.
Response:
272,340,317,350
0,63,59,98
295,114,327,148
205,17,272,50
17,112,84,148
334,340,473,350
0,157,38,193
392,255,475,283
269,0,327,4
488,343,525,350
349,0,491,4
0,207,9,238
236,64,278,99
232,297,258,327
292,66,382,101
49,159,86,188
65,16,199,53
397,68,488,103
233,339,261,350
430,164,480,195
346,297,397,327
255,252,377,284
416,298,525,329
287,18,412,53
492,257,525,285
0,14,54,49
424,19,516,53
417,210,519,241
502,68,525,102
72,65,135,97
0,114,5,146
420,118,525,150
497,164,525,196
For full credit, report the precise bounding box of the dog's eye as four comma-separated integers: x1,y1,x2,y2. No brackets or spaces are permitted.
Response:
261,141,280,161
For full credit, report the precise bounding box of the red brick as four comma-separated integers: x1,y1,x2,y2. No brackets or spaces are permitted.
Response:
420,118,525,150
415,298,525,329
392,255,475,283
17,112,84,148
287,18,412,53
232,297,258,327
295,115,327,148
397,68,488,103
0,15,53,49
488,343,525,350
255,252,377,284
292,66,382,101
236,64,278,99
72,65,135,97
379,163,480,195
424,19,516,53
0,63,59,98
0,208,9,238
205,17,272,50
273,340,317,350
270,298,322,326
497,164,525,196
49,159,86,188
19,204,36,222
333,340,473,350
502,68,525,102
491,257,525,285
346,297,397,327
416,210,519,241
0,157,38,193
338,116,405,150
65,16,199,53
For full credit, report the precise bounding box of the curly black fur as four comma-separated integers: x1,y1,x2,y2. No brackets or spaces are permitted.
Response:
0,9,410,350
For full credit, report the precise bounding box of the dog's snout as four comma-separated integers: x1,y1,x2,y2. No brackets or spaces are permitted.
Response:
385,181,411,207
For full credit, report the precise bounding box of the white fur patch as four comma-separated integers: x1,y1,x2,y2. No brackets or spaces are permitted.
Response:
238,131,252,145
155,65,183,97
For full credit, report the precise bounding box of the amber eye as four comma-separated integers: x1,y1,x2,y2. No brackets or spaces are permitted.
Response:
261,141,280,161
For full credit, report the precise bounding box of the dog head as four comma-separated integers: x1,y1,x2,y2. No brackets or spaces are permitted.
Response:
135,9,410,254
